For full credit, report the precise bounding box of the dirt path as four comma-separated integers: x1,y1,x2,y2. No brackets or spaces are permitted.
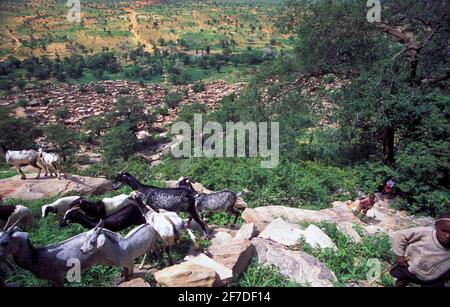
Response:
124,8,153,53
1,31,22,61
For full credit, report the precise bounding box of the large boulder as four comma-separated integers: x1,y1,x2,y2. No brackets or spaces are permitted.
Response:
252,238,337,287
258,218,303,246
254,206,333,225
207,239,254,276
301,224,337,250
184,252,233,285
154,262,218,287
0,173,112,200
241,208,273,233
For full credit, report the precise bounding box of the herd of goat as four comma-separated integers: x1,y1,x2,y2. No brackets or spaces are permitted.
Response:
0,172,248,287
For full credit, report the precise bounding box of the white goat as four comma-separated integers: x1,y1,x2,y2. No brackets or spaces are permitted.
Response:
38,148,64,179
41,196,81,218
0,146,45,180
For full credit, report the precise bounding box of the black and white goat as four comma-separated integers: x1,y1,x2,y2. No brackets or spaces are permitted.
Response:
66,193,157,219
41,196,82,218
176,177,248,226
38,148,64,179
60,203,145,231
112,172,208,235
0,145,45,180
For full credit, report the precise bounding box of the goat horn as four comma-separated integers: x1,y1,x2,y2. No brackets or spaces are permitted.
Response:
3,217,12,231
118,167,127,174
6,217,22,232
95,219,104,230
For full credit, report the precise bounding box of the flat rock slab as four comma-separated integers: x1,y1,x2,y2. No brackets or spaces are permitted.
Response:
117,278,150,287
154,262,218,287
0,173,112,200
207,238,254,276
252,237,337,287
184,252,233,285
235,223,257,240
259,218,303,246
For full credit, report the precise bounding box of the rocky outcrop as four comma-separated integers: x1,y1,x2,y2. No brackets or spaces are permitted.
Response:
154,262,218,287
247,196,435,236
0,173,112,200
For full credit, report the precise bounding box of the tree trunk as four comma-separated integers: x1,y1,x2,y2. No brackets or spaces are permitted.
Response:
382,127,395,163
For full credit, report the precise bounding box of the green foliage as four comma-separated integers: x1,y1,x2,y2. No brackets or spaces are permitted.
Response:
54,107,70,119
16,99,29,108
177,102,208,124
101,122,137,163
164,90,184,109
43,124,81,161
237,261,303,287
0,107,41,150
297,222,394,286
94,84,105,94
192,81,206,93
114,96,152,133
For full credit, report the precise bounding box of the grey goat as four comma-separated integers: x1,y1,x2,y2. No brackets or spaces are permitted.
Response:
0,219,97,287
176,177,248,226
80,219,157,281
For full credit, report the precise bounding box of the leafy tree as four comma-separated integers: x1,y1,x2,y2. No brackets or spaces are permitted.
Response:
44,124,81,161
101,122,137,162
0,107,41,150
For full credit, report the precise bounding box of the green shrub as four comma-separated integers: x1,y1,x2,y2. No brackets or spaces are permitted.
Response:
237,261,303,287
101,123,137,163
164,91,184,109
94,84,105,94
16,99,28,107
54,107,70,119
192,81,206,93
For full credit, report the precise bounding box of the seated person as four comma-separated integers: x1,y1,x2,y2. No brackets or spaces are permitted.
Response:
390,212,450,287
351,193,376,217
382,177,396,196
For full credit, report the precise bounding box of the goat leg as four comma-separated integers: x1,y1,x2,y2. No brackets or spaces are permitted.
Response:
16,166,26,180
139,253,148,269
165,245,174,266
188,207,208,237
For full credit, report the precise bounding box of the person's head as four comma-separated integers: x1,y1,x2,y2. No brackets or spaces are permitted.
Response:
369,193,376,201
435,212,450,248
